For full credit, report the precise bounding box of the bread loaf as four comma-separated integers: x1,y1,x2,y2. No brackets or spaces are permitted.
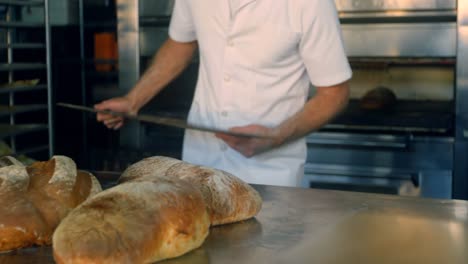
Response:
0,160,50,252
119,156,263,225
359,86,397,110
0,156,101,252
52,156,262,263
52,178,210,264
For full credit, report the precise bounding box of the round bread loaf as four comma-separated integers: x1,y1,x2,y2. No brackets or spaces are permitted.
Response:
0,156,102,252
359,86,397,110
118,156,180,183
119,156,263,226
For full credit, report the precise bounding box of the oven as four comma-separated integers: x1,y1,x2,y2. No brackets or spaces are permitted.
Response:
302,0,468,199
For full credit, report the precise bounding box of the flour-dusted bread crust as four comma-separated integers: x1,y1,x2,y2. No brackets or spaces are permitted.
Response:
0,162,51,252
53,178,210,264
119,156,263,226
119,156,181,183
0,156,102,252
26,156,103,228
168,163,262,225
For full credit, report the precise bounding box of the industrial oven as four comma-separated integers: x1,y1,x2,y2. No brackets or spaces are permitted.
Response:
303,0,468,199
116,0,468,199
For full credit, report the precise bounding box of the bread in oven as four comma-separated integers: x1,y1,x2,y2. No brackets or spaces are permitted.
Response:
359,86,397,110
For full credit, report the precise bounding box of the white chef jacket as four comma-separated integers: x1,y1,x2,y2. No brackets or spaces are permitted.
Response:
169,0,352,187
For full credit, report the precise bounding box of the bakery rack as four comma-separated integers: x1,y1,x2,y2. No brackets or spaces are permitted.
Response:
0,0,53,158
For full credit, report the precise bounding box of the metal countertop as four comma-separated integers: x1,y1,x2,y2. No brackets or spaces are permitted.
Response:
2,184,468,264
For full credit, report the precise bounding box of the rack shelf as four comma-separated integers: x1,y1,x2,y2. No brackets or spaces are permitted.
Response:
0,84,47,94
0,104,48,117
0,0,44,6
0,21,44,28
0,0,53,158
0,63,47,71
0,124,48,138
0,43,45,49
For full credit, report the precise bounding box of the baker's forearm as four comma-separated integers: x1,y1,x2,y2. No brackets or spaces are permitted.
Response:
275,82,349,145
126,38,197,111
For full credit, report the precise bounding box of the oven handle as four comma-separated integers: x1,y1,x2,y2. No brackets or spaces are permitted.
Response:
304,166,420,187
306,134,411,149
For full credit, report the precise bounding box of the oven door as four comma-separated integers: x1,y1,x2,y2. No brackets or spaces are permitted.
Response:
303,164,420,196
303,165,452,199
305,132,453,199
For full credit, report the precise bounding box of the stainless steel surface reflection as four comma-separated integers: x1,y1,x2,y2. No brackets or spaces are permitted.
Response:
1,185,468,263
151,185,468,264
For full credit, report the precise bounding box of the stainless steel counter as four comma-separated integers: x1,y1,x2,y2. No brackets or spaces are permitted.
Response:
1,185,468,263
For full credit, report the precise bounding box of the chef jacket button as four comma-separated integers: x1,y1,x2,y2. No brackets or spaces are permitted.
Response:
224,75,231,82
227,40,234,46
221,111,228,117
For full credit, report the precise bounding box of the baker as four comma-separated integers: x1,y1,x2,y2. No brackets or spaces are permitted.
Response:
95,0,352,187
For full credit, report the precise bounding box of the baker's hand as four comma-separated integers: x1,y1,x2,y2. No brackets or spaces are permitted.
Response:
94,97,137,130
215,125,281,158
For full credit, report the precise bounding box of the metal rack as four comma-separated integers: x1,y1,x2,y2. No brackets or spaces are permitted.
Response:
0,0,53,157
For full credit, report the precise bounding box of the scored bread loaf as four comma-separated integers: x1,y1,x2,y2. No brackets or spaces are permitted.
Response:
52,178,210,264
0,156,101,252
119,156,263,226
0,160,50,252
